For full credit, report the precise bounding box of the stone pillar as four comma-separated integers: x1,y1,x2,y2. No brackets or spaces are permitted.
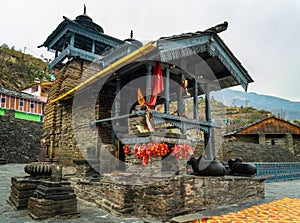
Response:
285,133,294,154
258,133,265,144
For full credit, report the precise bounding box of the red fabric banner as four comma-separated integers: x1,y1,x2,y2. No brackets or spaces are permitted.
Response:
147,61,164,106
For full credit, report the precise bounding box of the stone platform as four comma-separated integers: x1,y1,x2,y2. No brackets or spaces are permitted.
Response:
73,173,265,221
8,177,42,210
27,181,79,220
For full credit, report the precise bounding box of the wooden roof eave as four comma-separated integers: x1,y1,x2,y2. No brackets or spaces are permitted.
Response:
158,32,253,91
210,34,253,91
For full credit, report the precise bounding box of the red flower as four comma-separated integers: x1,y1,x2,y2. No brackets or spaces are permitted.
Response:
124,142,171,165
123,145,131,155
171,144,195,160
142,154,149,165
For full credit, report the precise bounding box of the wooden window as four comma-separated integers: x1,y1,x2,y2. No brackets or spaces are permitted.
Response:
30,103,34,109
20,101,24,107
1,97,5,103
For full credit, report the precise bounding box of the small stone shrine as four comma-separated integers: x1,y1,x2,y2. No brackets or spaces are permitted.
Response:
8,161,79,220
19,6,264,221
8,177,41,210
27,181,79,220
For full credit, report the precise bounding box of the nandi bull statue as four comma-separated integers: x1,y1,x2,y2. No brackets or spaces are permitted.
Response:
228,157,257,176
187,155,225,176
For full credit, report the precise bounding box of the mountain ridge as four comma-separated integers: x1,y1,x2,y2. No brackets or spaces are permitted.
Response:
211,89,300,120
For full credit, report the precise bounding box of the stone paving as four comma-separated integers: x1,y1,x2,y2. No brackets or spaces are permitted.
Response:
1,163,300,223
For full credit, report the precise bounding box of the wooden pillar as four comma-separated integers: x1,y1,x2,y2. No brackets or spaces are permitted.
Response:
204,83,213,160
55,48,59,58
193,79,199,120
70,33,75,47
92,40,96,54
177,73,185,116
164,68,170,114
62,39,66,51
146,63,152,104
178,74,186,134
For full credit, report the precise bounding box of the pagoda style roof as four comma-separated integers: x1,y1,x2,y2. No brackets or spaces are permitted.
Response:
39,12,125,69
50,22,254,103
39,15,123,51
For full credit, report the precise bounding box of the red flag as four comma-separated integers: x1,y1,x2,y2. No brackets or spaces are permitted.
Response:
147,61,164,106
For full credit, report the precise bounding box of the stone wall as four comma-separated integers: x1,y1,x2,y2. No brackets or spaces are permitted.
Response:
0,110,42,163
221,141,300,162
72,173,264,221
43,59,109,165
294,135,300,156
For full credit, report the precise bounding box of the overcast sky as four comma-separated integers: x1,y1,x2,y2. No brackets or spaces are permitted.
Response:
1,0,300,101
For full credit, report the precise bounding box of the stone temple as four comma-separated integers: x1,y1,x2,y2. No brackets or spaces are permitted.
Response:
10,7,264,221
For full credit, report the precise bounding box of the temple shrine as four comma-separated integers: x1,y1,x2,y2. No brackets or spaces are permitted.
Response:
9,7,265,221
39,8,253,167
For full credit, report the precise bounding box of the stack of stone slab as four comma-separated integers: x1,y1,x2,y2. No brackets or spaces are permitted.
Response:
27,181,79,220
8,177,41,210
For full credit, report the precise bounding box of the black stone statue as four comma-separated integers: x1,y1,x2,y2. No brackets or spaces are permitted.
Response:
187,155,225,176
228,157,257,176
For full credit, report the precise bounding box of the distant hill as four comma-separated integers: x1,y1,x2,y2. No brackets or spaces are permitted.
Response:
211,89,300,120
0,43,51,91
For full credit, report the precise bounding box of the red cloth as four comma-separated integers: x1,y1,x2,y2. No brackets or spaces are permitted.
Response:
147,61,164,106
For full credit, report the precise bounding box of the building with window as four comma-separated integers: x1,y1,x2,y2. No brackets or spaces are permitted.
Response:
21,82,53,103
224,116,300,156
0,88,44,122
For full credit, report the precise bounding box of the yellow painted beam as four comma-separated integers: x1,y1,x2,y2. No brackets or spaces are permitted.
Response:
50,41,157,104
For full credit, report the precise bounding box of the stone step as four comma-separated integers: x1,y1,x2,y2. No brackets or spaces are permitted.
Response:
170,213,203,223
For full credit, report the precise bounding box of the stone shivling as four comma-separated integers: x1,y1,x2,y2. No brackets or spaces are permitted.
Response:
8,7,264,221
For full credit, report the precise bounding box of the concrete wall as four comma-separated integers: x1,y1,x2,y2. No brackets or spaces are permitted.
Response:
0,110,42,163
